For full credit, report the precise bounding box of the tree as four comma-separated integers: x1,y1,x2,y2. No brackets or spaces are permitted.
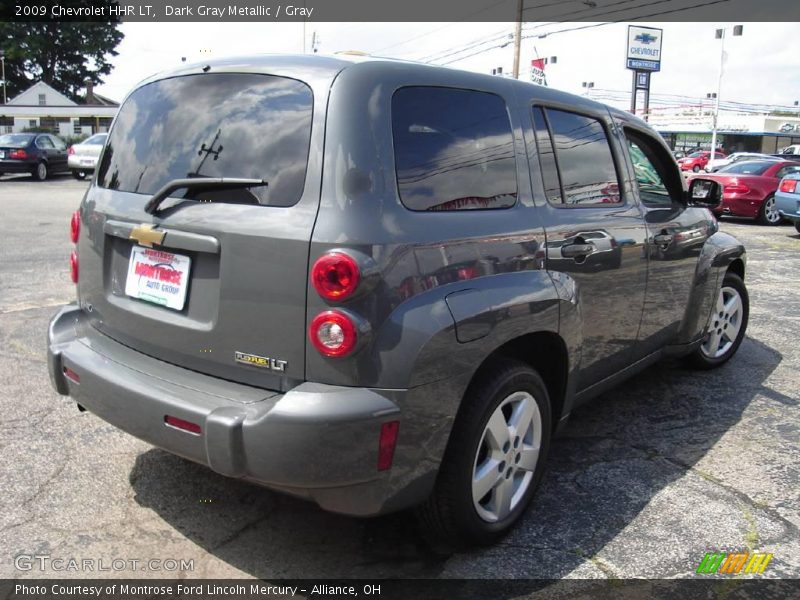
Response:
0,21,123,102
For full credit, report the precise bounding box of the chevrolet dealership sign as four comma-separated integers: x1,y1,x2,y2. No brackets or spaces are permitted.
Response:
626,25,663,72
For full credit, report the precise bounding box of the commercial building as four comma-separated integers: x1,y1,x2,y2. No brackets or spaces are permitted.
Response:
649,111,800,154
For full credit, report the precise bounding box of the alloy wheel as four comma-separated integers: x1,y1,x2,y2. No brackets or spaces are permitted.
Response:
472,391,542,523
700,285,743,359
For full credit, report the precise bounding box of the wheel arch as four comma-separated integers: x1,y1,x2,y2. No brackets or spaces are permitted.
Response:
463,331,570,433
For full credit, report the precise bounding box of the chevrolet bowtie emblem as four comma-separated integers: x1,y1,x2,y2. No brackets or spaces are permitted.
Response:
129,224,165,248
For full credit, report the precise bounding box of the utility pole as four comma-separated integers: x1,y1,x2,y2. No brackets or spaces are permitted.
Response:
512,0,523,78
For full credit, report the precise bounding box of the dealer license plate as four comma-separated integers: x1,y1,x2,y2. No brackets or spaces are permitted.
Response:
125,246,191,310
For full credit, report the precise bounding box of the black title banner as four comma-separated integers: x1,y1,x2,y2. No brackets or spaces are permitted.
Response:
0,0,796,23
2,579,800,600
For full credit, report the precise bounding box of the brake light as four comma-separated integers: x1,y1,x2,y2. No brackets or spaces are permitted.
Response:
377,421,400,471
68,145,75,155
9,149,28,160
779,179,798,194
70,210,80,243
69,251,78,283
311,252,360,301
309,310,358,357
724,182,750,194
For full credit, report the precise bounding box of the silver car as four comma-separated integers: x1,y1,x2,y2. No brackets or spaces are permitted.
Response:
67,133,107,180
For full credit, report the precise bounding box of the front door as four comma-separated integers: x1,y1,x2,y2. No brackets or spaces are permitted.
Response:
529,106,649,391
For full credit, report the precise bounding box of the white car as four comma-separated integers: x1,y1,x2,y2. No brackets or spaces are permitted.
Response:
67,133,107,180
777,144,800,157
704,152,780,172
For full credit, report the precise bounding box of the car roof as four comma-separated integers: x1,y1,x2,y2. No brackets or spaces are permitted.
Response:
133,53,639,124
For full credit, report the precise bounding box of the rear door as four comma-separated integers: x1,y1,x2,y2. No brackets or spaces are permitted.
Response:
47,135,68,169
529,105,648,390
80,71,321,391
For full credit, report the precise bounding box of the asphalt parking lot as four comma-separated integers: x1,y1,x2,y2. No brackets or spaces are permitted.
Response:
0,174,798,581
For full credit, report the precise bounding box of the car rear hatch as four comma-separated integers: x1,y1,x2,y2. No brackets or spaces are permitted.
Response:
77,68,327,392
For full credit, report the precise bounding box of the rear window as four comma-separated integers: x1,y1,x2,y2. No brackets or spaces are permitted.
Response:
0,134,34,147
97,73,313,207
391,86,517,211
84,134,107,146
718,161,773,175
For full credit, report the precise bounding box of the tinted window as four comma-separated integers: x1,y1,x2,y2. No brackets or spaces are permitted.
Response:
532,107,563,204
392,87,516,211
97,73,313,207
718,161,773,175
36,136,54,149
49,135,66,150
545,108,621,206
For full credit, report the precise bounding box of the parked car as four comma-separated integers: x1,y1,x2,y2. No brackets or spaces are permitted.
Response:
704,152,780,173
0,132,68,180
68,133,108,180
691,160,800,225
48,55,748,548
776,173,800,233
776,144,800,157
678,150,726,172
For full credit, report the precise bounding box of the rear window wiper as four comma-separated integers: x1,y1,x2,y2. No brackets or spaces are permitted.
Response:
144,177,268,215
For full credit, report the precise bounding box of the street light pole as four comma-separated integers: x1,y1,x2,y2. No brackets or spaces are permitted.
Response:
710,25,742,157
0,50,6,104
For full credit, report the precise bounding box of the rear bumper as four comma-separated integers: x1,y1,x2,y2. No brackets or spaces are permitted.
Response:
776,192,800,223
48,305,436,516
0,160,35,173
68,155,98,170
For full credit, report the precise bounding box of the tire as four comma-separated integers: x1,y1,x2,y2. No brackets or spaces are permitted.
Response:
416,359,552,549
758,195,781,226
685,272,749,370
72,170,87,180
693,165,701,173
795,221,800,234
32,161,48,181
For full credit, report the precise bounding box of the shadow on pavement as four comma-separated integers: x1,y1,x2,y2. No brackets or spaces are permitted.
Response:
129,335,782,582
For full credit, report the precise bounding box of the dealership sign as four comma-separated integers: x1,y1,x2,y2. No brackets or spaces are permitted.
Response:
530,58,547,86
626,25,662,71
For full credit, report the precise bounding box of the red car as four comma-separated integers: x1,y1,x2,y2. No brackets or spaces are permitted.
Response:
678,150,726,172
691,160,800,225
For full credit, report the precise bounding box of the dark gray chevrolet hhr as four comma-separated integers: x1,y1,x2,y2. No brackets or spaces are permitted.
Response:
48,54,748,547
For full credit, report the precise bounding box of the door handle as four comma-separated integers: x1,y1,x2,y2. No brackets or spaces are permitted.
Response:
560,243,595,259
653,233,673,245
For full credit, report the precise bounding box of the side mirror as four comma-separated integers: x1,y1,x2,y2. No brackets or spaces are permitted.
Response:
686,178,722,208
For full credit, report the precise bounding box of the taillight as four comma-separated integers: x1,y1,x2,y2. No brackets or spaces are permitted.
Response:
779,179,798,194
724,182,750,195
309,310,358,357
311,252,360,301
70,210,80,243
9,149,28,160
68,145,75,155
69,251,78,283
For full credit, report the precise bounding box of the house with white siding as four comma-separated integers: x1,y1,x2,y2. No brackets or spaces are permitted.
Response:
0,80,118,137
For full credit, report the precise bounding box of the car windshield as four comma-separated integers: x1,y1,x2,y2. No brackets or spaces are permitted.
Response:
0,134,34,147
688,151,705,158
83,134,107,145
97,73,314,207
718,161,773,175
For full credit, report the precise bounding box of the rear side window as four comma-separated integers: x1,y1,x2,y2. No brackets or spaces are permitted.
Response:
97,73,313,207
392,87,517,211
539,108,621,206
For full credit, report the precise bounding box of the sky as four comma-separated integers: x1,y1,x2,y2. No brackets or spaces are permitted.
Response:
94,21,800,114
